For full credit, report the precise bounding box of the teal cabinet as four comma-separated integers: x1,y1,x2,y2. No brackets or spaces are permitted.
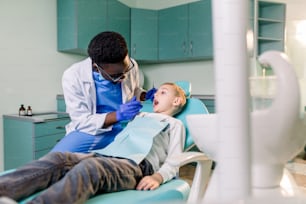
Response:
201,99,215,114
130,9,159,61
3,113,70,170
256,1,286,55
57,0,285,61
192,95,215,113
159,5,188,60
130,0,212,62
159,0,213,61
106,0,131,49
189,0,213,58
56,95,66,112
57,0,130,55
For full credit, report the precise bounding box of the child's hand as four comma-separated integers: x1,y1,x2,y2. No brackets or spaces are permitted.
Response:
136,174,163,190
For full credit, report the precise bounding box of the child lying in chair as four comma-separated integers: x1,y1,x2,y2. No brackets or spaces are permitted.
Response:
0,82,187,204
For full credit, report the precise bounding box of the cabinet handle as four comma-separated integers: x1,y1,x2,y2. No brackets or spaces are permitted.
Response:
182,41,186,54
190,41,193,55
133,44,136,55
56,126,65,130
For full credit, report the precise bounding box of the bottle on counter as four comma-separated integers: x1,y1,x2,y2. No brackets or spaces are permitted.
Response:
27,106,33,116
19,104,26,116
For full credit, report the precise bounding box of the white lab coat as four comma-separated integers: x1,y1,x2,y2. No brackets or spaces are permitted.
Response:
62,57,145,136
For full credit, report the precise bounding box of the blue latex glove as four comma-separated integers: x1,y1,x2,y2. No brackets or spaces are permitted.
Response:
145,88,157,101
116,96,143,122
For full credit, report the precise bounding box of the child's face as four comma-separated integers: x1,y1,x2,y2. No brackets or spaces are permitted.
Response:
153,84,181,115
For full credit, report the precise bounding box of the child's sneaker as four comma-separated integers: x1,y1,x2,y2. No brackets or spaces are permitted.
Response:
0,197,17,204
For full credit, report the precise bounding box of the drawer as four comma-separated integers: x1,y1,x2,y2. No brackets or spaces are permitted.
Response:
34,149,51,160
35,132,65,151
35,119,70,137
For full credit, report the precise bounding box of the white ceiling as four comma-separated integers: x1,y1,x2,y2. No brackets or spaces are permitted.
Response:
118,0,201,10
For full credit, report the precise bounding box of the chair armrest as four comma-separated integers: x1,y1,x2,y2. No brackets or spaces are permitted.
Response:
168,151,209,166
168,151,213,203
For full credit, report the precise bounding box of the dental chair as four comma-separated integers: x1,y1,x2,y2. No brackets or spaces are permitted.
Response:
14,81,213,204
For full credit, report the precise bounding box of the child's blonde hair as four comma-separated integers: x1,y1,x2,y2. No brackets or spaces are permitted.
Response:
162,82,187,113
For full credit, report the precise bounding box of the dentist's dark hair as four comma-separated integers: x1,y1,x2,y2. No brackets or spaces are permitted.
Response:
88,31,128,65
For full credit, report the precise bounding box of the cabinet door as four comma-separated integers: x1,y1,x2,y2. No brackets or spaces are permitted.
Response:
107,0,131,49
57,0,130,56
57,0,107,55
189,0,213,59
3,118,33,170
159,5,188,60
77,0,108,54
131,9,158,61
57,0,78,53
3,116,70,170
57,97,66,112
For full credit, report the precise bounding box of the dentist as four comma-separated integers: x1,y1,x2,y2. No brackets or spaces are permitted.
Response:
52,31,157,153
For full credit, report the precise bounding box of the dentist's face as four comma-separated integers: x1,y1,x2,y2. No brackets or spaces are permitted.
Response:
94,56,134,83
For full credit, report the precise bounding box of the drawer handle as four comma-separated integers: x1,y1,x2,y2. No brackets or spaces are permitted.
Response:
56,126,65,130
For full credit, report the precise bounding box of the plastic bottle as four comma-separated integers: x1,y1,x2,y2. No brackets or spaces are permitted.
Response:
19,104,26,116
27,106,33,116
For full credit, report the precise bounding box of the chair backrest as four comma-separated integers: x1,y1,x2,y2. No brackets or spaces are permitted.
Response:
176,97,209,150
140,81,209,150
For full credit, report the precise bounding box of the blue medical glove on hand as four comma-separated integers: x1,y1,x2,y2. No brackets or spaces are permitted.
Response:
145,88,157,101
116,96,143,122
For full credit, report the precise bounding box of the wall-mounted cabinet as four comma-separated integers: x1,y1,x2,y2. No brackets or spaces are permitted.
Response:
256,1,286,55
131,0,213,62
57,0,285,61
130,9,159,61
158,5,188,60
57,0,212,61
159,0,213,61
189,0,213,59
57,0,130,55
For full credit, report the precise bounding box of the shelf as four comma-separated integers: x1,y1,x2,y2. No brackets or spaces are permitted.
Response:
258,18,284,24
258,37,283,41
258,1,286,21
258,40,284,55
256,1,286,56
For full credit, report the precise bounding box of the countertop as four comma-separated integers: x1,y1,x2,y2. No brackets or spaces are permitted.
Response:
3,112,70,123
191,94,215,100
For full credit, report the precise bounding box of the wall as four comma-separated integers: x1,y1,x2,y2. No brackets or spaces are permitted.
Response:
284,0,306,113
0,0,85,171
141,60,215,95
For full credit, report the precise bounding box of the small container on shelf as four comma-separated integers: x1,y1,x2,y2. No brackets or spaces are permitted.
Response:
19,104,26,116
27,106,33,116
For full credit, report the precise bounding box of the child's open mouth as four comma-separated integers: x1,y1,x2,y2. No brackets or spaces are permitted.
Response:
153,100,159,106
